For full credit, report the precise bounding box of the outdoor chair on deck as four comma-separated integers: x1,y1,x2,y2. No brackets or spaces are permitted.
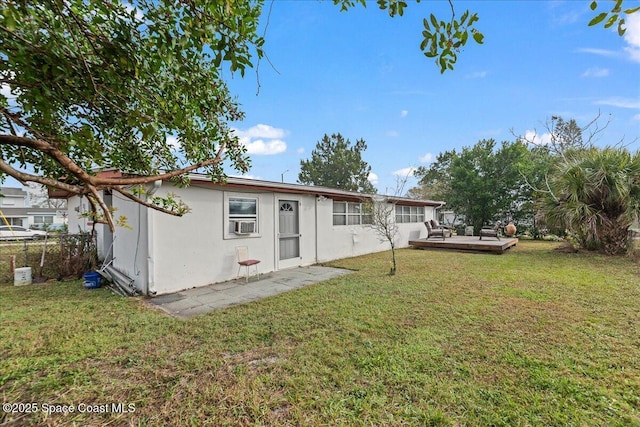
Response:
424,219,452,241
236,246,261,283
479,221,501,240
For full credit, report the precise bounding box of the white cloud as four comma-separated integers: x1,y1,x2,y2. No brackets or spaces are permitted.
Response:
575,47,618,57
465,71,488,79
624,13,640,62
633,113,640,121
368,172,379,185
418,152,433,164
400,110,409,118
166,135,180,150
595,97,640,109
123,2,145,22
234,123,287,140
581,67,609,77
1,83,12,98
386,130,399,137
296,147,305,154
393,167,417,178
523,130,552,146
233,124,289,156
243,139,287,155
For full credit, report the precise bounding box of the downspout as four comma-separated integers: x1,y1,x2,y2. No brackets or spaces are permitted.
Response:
314,196,319,264
435,202,445,220
145,180,162,295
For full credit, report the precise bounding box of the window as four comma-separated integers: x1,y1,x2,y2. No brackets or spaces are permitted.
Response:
33,215,54,225
395,205,425,223
6,218,23,226
225,193,259,237
229,198,257,218
333,201,372,226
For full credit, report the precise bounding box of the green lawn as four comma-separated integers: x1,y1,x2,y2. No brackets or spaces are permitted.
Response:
1,241,639,426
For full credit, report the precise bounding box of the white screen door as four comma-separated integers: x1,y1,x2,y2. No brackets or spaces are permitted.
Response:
278,200,301,268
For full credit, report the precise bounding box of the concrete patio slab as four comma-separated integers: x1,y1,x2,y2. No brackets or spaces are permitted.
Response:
145,265,352,319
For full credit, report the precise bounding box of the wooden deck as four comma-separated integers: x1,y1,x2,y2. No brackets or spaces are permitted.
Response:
409,236,518,254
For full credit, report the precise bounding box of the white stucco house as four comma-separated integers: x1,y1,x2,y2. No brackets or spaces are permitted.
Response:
60,174,443,296
1,187,67,228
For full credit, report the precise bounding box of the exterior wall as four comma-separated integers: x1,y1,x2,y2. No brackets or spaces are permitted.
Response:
149,185,249,294
24,212,66,228
88,180,440,296
111,192,149,293
66,196,85,232
66,195,112,261
146,186,321,295
0,194,26,208
315,198,433,262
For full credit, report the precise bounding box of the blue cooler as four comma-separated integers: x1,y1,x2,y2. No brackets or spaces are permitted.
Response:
83,271,101,289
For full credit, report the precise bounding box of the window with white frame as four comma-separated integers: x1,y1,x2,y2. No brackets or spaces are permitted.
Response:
6,217,23,226
395,205,425,223
225,193,259,237
333,201,372,226
33,215,54,225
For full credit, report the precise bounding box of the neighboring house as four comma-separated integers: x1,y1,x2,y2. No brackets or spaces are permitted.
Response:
0,187,67,228
58,174,443,296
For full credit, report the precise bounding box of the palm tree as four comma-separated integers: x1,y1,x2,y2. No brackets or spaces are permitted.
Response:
542,147,640,255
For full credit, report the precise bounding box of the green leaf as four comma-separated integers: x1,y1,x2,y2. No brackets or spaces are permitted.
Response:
624,6,640,14
604,14,618,29
472,31,484,44
4,12,16,32
590,1,598,11
618,18,626,36
430,13,438,30
588,12,608,26
460,10,469,25
461,31,469,45
612,0,623,13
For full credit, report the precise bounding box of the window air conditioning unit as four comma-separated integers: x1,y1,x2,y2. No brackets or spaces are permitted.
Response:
234,220,256,235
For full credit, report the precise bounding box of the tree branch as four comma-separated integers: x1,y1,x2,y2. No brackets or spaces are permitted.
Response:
0,159,83,195
87,184,115,231
113,186,185,217
91,141,227,185
0,134,96,183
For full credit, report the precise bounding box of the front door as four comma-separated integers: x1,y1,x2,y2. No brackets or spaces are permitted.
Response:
278,200,301,269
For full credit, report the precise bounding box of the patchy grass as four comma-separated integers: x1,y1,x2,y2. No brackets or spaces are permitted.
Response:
1,241,639,426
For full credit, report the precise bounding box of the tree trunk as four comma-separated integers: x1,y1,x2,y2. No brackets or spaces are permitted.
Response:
598,216,630,255
390,243,397,275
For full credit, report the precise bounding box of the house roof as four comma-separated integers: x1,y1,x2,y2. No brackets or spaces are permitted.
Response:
48,171,445,207
188,175,444,207
0,187,27,197
0,207,61,217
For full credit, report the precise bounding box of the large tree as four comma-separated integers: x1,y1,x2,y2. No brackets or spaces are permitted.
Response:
1,1,634,229
540,147,640,255
1,0,264,230
298,133,376,193
413,139,533,233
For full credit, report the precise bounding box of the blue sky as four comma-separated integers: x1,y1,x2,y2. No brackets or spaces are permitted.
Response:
226,0,640,194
